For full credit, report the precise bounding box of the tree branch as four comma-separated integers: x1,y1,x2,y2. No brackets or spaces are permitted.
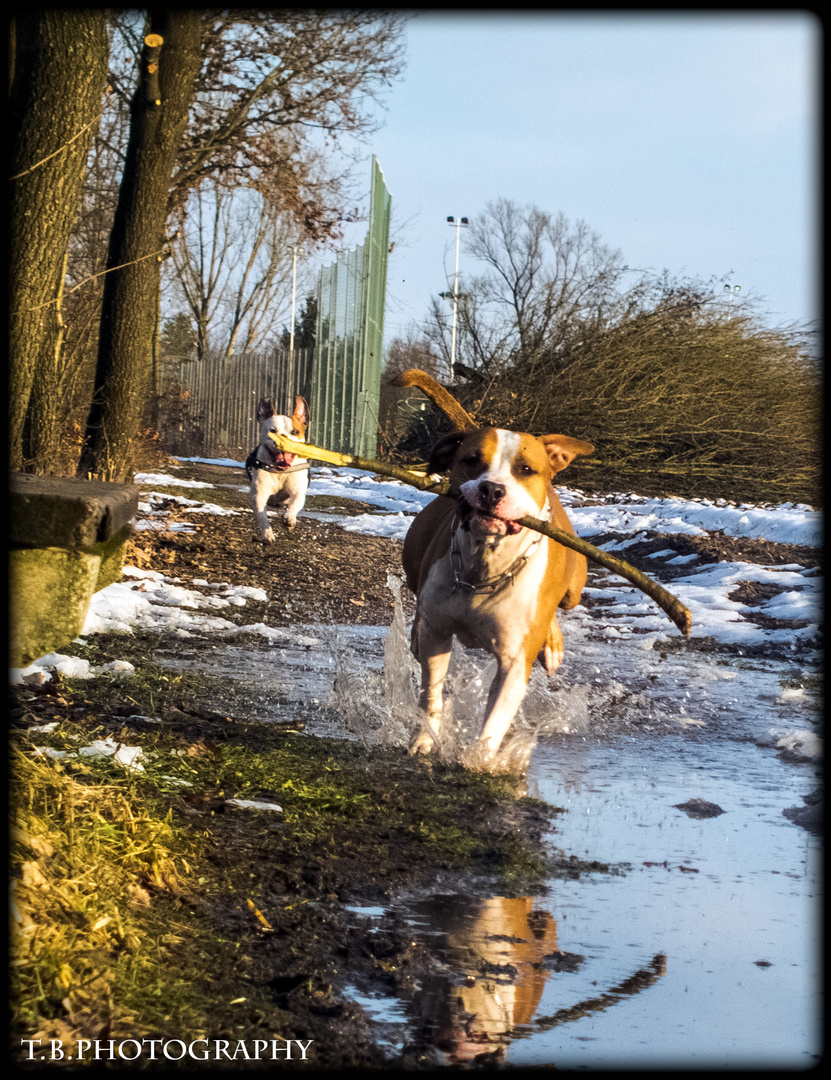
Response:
270,433,693,637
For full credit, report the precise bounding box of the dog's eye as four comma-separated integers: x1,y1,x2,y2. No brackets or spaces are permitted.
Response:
516,463,536,477
462,452,481,467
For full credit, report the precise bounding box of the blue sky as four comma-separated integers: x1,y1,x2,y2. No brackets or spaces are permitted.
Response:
332,10,820,345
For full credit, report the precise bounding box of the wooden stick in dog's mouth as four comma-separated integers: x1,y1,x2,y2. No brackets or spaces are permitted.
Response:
269,432,693,637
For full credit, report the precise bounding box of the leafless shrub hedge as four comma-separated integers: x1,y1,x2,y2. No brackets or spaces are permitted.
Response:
454,306,821,507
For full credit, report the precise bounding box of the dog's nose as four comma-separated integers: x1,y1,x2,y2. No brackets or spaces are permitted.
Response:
478,480,506,510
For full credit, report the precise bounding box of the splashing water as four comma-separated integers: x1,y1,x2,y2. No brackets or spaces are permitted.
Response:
382,573,422,740
329,576,629,776
327,574,421,747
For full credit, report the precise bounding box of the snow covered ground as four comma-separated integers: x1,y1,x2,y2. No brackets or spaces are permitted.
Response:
11,461,822,679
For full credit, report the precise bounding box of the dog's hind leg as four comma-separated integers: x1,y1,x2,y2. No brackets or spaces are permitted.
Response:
283,485,307,531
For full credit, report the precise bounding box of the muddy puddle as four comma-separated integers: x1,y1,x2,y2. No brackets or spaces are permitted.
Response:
157,583,822,1069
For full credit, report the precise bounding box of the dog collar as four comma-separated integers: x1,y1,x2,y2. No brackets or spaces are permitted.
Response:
260,459,309,474
244,457,310,480
449,515,543,595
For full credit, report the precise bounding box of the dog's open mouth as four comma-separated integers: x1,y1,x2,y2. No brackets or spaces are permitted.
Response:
460,501,523,536
266,446,298,470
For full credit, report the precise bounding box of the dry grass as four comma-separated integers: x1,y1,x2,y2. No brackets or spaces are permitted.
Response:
9,744,195,1051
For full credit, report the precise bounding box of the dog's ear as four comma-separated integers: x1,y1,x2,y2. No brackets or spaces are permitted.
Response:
292,396,309,429
257,399,275,423
427,431,467,474
539,435,595,476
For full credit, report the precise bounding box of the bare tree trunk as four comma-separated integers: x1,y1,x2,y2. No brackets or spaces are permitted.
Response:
78,11,203,481
148,277,163,431
9,11,108,472
23,249,69,471
196,309,211,362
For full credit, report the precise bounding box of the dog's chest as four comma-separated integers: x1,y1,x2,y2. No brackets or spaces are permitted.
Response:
420,533,549,650
252,465,307,500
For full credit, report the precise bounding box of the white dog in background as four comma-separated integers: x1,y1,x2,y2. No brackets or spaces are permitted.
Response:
246,396,310,542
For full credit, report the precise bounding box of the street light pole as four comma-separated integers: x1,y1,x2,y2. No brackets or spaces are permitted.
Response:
447,216,468,382
289,244,304,356
723,284,741,305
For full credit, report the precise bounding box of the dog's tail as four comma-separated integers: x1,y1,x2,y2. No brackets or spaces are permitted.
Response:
390,368,478,432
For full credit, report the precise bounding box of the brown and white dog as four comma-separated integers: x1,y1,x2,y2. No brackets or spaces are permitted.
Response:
403,424,594,762
247,396,310,542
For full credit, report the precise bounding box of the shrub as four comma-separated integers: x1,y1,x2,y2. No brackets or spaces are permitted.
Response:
464,302,820,507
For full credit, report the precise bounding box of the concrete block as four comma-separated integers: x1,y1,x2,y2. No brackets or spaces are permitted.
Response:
10,473,139,548
9,475,140,668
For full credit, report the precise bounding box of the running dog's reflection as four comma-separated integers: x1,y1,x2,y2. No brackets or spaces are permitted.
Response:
404,894,560,1065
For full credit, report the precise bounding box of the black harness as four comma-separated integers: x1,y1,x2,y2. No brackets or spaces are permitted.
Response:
244,448,311,483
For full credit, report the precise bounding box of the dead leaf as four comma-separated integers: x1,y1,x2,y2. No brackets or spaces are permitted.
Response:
247,898,273,931
126,884,152,908
21,861,50,889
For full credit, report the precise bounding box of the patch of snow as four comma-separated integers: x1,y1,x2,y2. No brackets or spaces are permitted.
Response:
134,472,215,488
33,736,146,771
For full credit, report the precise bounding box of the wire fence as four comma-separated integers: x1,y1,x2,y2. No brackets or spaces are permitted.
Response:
311,155,391,457
176,347,314,460
175,157,391,463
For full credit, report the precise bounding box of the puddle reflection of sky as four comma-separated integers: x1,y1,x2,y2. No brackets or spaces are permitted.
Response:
521,735,821,1068
337,723,820,1070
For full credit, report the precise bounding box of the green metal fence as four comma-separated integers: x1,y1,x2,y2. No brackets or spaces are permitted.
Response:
176,159,390,462
311,156,391,457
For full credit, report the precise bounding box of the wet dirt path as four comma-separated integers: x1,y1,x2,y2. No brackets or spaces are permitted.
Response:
113,462,824,1066
158,604,821,1069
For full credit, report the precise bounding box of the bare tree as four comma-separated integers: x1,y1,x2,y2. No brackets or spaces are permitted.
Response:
76,10,406,480
218,193,308,357
168,183,233,361
78,12,204,481
384,327,445,381
173,11,406,230
168,183,313,358
49,30,137,453
424,199,628,381
422,289,516,381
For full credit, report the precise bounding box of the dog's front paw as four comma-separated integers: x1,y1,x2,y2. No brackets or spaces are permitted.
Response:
285,517,297,531
540,623,564,675
262,527,276,544
540,642,564,675
408,729,437,756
